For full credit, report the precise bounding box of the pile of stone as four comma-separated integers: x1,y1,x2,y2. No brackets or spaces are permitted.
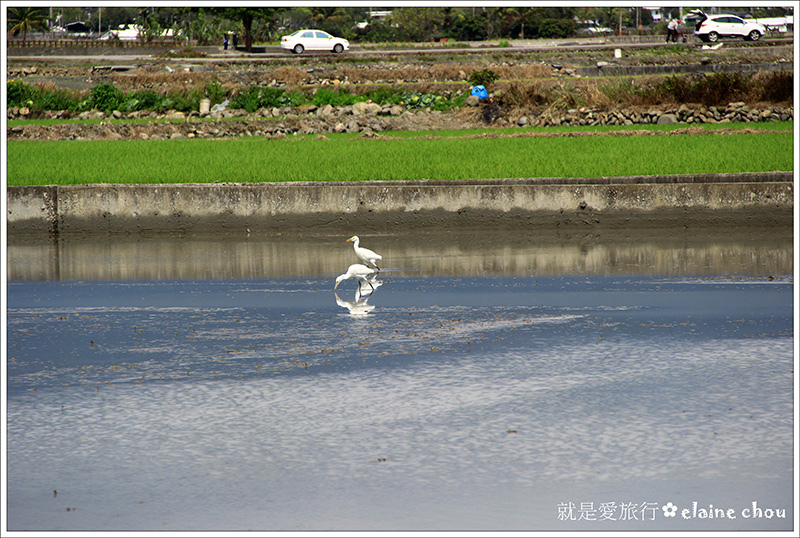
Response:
13,100,792,126
7,66,39,77
7,100,794,142
7,101,408,122
241,101,406,120
517,102,793,128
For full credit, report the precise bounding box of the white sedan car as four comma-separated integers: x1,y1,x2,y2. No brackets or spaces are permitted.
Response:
281,29,349,54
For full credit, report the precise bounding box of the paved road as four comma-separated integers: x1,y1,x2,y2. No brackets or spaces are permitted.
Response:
7,37,793,63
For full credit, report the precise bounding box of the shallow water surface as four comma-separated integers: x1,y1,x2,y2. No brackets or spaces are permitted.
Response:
6,266,794,531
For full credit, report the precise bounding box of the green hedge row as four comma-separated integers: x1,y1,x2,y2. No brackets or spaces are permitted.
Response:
6,77,467,115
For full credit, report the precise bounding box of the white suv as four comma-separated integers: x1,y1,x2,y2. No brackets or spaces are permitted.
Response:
692,12,767,42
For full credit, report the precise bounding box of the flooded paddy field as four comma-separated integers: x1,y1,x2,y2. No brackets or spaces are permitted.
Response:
5,230,795,532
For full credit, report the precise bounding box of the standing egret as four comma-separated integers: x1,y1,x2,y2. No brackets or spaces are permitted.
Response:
346,235,382,270
334,263,378,298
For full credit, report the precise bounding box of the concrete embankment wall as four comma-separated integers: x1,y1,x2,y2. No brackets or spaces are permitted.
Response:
6,172,794,237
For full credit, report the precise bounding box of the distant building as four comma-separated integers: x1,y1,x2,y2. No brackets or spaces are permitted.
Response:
357,10,391,29
65,21,92,34
100,24,179,41
644,7,662,22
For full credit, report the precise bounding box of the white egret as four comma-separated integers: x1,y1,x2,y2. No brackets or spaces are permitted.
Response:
334,263,378,298
346,235,382,270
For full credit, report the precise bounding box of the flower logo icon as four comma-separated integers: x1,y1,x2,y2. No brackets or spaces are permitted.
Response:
662,502,678,517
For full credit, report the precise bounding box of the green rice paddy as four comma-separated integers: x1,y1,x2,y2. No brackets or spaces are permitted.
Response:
6,123,793,186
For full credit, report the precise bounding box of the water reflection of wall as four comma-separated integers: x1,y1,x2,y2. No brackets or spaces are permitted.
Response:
7,229,793,281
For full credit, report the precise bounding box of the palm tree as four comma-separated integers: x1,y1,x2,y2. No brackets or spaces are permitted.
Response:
8,7,49,42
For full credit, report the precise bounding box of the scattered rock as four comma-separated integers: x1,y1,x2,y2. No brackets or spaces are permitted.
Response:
352,101,381,115
295,104,317,115
317,104,335,117
657,113,678,124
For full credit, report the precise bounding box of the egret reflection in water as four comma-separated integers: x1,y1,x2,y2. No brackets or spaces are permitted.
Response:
334,290,376,316
334,273,383,315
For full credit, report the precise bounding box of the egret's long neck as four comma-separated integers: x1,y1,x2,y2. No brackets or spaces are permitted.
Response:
352,237,360,248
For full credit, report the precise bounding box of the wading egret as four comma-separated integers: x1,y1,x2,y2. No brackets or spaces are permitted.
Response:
346,235,382,270
334,263,378,298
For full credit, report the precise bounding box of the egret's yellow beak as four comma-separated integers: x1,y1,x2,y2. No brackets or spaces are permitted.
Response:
334,281,340,289
346,237,354,243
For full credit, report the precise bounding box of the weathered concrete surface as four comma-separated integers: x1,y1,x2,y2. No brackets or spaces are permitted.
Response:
6,172,793,237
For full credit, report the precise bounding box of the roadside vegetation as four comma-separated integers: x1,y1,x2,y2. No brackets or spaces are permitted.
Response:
7,123,792,186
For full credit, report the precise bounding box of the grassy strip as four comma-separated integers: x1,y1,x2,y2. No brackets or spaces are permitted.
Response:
8,117,792,133
7,128,793,186
367,121,794,138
